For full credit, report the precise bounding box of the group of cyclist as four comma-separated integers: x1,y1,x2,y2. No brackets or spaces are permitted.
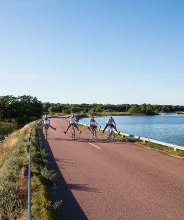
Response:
42,113,119,138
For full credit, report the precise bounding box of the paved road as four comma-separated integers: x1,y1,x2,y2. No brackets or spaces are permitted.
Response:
44,118,184,220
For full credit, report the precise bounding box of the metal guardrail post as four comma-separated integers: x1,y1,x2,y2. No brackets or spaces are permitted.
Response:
28,122,38,220
28,133,32,220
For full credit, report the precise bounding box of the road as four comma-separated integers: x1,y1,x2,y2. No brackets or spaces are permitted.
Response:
44,118,184,220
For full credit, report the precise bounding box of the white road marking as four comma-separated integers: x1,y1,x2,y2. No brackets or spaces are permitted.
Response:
88,142,101,150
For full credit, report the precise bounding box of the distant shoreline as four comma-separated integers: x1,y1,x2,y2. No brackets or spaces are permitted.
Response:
47,111,182,120
76,112,158,120
176,111,184,115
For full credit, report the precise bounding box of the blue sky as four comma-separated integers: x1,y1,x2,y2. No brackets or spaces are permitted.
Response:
0,0,184,104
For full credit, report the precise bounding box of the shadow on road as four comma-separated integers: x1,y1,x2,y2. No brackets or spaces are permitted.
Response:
53,137,126,144
43,138,88,220
68,184,99,193
55,157,75,164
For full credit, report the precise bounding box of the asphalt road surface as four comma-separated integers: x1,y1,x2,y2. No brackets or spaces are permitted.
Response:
44,118,184,220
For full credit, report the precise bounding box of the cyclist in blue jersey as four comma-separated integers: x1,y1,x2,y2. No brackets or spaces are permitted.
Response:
89,115,98,130
102,116,118,133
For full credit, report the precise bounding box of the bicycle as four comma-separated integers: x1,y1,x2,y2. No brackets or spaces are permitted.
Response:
107,125,115,140
90,126,97,139
89,125,101,139
43,124,49,140
70,124,76,139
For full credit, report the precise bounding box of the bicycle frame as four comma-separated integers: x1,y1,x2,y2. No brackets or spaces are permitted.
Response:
90,126,97,139
107,126,115,140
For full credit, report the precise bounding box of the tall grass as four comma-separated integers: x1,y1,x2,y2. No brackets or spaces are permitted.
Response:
31,124,61,220
0,124,31,219
0,121,61,220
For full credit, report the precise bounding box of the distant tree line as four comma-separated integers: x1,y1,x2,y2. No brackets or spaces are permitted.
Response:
42,103,131,114
43,102,184,115
0,95,43,124
1,95,184,123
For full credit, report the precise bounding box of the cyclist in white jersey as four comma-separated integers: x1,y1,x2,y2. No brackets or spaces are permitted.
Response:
64,113,82,134
42,115,56,130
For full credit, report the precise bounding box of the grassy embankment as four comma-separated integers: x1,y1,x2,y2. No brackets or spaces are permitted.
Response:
0,124,31,219
92,112,130,116
79,124,184,157
0,121,61,220
0,121,16,126
0,122,17,139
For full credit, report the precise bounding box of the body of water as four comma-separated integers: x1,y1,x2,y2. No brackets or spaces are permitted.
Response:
80,114,184,146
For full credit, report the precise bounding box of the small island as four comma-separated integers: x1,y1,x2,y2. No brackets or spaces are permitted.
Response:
176,112,184,115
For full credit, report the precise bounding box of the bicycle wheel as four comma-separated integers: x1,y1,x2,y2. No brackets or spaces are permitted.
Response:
110,130,114,140
45,128,48,140
91,128,94,138
113,132,115,140
44,127,48,140
94,129,97,139
107,129,110,139
108,128,112,139
71,126,75,139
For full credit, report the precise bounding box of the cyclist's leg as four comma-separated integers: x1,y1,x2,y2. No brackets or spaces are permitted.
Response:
64,124,71,133
49,124,56,130
90,125,94,136
74,123,82,133
89,125,93,137
94,126,97,138
44,125,48,137
103,123,109,133
113,125,118,133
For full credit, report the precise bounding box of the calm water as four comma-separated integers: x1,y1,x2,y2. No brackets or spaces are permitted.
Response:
80,114,184,146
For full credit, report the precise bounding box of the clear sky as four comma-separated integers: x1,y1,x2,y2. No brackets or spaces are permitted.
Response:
0,0,184,104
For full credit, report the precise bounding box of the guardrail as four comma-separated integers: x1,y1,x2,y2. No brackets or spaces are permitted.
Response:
78,122,184,151
28,123,34,220
28,120,42,220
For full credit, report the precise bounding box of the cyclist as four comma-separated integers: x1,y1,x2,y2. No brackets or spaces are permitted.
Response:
102,116,118,133
42,115,56,130
89,115,98,130
64,113,82,134
88,115,99,138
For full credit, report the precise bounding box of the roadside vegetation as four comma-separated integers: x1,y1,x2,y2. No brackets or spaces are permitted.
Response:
135,141,184,157
91,112,130,116
0,121,17,126
118,134,184,157
0,124,17,139
31,123,61,220
0,124,31,219
1,95,184,120
0,95,43,124
0,121,61,220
